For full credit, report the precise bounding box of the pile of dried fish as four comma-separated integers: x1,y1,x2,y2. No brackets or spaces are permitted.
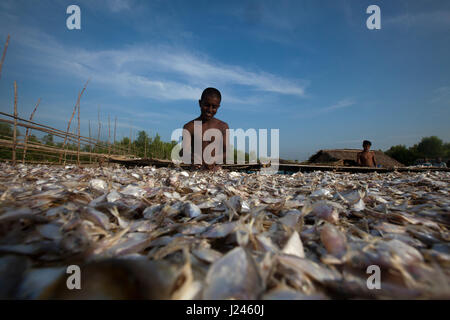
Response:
0,162,449,299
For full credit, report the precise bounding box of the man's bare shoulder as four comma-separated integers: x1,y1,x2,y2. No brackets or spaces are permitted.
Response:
183,118,200,130
212,118,229,128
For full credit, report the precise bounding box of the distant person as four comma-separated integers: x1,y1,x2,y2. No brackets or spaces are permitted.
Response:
182,87,229,170
357,140,377,167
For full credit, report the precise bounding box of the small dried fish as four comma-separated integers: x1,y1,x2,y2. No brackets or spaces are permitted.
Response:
282,231,305,258
203,247,263,299
89,179,107,192
0,162,448,300
183,202,201,218
83,207,111,230
320,223,347,259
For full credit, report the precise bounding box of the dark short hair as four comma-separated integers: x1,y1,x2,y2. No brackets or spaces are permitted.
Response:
201,87,221,101
363,140,372,146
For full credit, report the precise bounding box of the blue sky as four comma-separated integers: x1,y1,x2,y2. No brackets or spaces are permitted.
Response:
0,0,449,160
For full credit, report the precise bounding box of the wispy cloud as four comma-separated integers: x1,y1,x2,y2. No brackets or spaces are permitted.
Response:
3,24,307,103
291,98,356,120
323,98,355,112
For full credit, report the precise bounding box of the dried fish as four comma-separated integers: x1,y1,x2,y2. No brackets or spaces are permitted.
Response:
202,221,237,239
309,201,340,224
282,231,305,258
203,247,263,299
320,223,347,259
0,162,448,299
192,248,223,264
107,190,121,203
120,185,146,198
83,207,111,230
89,179,107,193
183,202,201,218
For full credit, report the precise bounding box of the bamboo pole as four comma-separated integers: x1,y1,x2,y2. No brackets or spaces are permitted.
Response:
144,132,147,158
108,114,111,157
114,116,117,155
22,98,41,163
128,126,132,155
0,117,128,162
60,79,89,164
0,114,129,154
12,81,17,165
77,100,81,166
0,138,121,158
97,106,101,163
0,35,10,81
133,129,136,157
89,122,94,162
61,91,79,165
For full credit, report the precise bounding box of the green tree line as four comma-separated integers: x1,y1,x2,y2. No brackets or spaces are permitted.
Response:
385,136,450,166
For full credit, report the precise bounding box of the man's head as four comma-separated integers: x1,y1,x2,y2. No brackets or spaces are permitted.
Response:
199,87,221,121
363,140,372,151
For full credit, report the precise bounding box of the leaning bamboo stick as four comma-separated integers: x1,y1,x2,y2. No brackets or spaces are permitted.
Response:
128,126,132,154
77,99,81,166
0,111,103,147
144,132,147,158
61,93,80,165
0,116,128,154
0,118,129,164
114,116,117,155
108,114,111,157
12,81,17,165
0,138,123,158
89,120,92,164
60,79,89,164
0,35,10,81
97,106,101,162
22,98,41,163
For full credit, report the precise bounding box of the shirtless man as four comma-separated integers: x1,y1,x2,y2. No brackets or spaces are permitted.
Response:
357,140,377,167
182,88,229,170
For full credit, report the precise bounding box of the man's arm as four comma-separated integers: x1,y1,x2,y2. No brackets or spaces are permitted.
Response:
372,152,377,167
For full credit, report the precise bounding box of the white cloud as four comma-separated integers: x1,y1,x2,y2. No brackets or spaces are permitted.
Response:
291,98,356,120
323,98,355,111
3,25,307,103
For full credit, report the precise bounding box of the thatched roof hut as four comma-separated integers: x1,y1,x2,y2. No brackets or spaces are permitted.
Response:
308,149,404,168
